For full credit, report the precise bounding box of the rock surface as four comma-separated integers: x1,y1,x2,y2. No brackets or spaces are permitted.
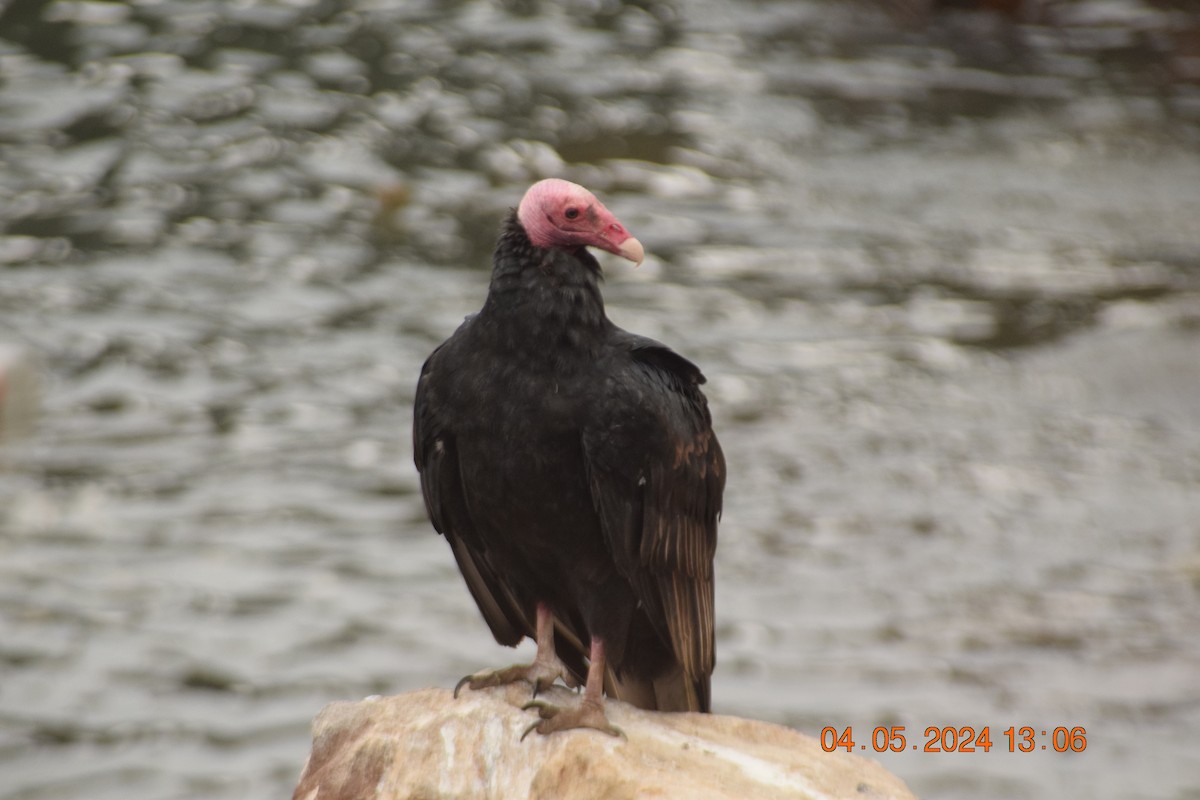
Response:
292,685,917,800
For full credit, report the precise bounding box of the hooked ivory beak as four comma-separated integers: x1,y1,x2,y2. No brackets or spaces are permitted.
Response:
616,236,645,267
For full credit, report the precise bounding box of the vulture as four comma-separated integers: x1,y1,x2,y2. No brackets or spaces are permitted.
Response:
413,179,724,737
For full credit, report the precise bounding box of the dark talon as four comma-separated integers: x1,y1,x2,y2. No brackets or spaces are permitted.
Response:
520,720,542,742
453,675,472,699
518,697,623,739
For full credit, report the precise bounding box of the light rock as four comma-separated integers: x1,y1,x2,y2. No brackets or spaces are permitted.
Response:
292,685,917,800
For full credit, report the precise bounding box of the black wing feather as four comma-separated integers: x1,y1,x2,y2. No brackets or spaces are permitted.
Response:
414,346,527,647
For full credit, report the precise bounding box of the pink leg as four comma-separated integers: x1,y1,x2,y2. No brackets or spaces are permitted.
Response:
521,637,624,739
454,603,579,698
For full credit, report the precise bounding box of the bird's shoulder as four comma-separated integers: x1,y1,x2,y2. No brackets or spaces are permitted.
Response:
419,313,479,370
414,314,482,442
602,329,706,391
586,328,716,457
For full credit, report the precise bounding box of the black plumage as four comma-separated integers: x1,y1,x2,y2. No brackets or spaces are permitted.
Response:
413,181,724,734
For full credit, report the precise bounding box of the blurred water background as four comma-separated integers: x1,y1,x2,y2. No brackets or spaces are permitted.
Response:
2,1,1199,798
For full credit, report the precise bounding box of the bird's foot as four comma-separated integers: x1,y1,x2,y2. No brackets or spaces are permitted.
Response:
520,698,625,740
454,654,579,699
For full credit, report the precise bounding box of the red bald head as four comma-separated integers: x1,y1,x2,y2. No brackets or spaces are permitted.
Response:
516,179,644,266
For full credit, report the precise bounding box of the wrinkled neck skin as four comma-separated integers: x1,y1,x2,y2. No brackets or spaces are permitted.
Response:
481,212,609,352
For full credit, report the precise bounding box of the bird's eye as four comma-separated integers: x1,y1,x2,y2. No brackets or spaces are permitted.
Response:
564,207,579,220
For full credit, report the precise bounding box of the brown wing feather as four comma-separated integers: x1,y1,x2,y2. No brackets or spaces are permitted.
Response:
640,428,723,710
583,338,724,711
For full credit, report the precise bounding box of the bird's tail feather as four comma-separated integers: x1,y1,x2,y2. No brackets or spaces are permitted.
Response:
552,614,708,713
604,664,707,712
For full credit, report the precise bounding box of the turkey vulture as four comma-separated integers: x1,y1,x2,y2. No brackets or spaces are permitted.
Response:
413,179,724,736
